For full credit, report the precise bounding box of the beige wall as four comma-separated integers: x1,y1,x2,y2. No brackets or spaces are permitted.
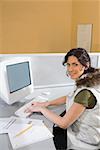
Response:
0,2,2,51
98,0,100,52
0,0,72,53
71,0,100,52
0,0,100,53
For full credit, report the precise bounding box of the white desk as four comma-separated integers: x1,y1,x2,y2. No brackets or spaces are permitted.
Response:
0,86,74,150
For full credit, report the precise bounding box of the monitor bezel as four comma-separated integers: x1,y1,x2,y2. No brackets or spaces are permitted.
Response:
0,57,34,104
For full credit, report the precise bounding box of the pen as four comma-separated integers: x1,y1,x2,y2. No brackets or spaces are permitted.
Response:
15,124,33,138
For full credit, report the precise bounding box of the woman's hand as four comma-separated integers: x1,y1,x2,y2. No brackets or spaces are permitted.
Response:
25,105,43,113
24,101,49,114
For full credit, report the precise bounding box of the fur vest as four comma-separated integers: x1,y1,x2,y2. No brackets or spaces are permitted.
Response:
66,69,100,145
76,69,100,88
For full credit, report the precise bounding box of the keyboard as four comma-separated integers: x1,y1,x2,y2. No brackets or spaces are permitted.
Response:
15,95,49,118
15,99,36,118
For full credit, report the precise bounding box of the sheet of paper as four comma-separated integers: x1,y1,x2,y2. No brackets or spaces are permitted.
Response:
8,122,53,149
77,24,92,51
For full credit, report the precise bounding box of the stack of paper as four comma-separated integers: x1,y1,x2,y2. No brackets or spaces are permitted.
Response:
0,116,43,134
0,116,53,149
0,117,14,134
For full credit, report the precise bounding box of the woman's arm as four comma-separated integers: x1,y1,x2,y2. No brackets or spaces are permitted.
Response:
26,102,85,129
47,96,66,106
31,96,66,107
41,102,85,129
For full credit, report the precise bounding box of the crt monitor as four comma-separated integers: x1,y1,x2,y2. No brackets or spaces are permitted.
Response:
0,57,34,104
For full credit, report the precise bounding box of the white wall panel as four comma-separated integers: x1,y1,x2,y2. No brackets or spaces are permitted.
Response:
0,53,99,88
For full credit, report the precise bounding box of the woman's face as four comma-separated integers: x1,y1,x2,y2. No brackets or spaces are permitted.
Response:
66,56,85,80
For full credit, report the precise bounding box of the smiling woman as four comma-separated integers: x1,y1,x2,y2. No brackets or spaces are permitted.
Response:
26,48,100,150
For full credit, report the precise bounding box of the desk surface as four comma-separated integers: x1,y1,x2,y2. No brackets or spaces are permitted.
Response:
0,86,73,150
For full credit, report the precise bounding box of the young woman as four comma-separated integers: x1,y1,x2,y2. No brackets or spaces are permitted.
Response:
25,48,100,149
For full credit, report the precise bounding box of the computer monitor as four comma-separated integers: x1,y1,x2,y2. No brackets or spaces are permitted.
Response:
0,57,34,104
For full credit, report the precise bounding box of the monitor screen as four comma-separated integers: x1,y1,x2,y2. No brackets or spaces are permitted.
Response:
7,61,31,93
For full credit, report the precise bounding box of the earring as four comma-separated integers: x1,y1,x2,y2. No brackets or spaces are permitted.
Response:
66,70,69,77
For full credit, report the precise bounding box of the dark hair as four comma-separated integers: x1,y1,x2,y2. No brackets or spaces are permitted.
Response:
63,48,96,74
